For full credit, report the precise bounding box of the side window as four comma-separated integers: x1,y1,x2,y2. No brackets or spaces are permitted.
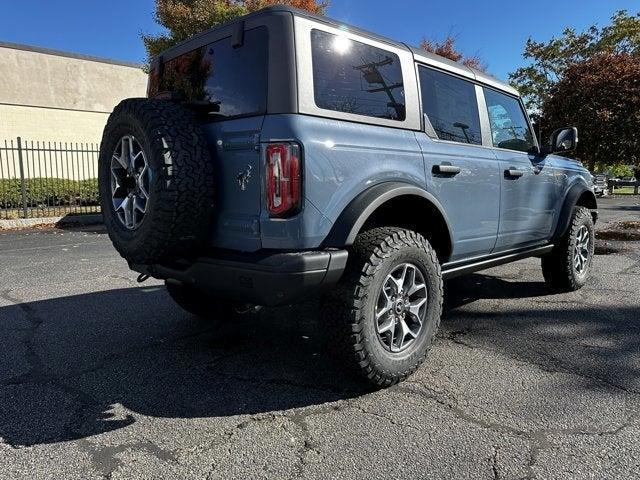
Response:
418,66,481,145
311,30,406,121
483,88,535,153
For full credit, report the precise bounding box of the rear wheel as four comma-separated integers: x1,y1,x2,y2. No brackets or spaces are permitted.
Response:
165,281,251,321
542,206,594,292
324,227,443,387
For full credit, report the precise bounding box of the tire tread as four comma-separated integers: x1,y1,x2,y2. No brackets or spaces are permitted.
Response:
99,98,215,265
542,206,593,292
324,227,443,388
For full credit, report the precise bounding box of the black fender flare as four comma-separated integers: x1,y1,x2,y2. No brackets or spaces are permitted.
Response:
552,181,598,241
322,181,453,249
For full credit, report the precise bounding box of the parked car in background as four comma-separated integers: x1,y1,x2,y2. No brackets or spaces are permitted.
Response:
609,175,638,193
591,174,609,197
98,6,598,387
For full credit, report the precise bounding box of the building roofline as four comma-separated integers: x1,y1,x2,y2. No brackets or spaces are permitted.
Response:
0,40,144,69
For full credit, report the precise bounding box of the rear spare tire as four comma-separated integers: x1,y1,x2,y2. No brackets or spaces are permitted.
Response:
98,98,214,265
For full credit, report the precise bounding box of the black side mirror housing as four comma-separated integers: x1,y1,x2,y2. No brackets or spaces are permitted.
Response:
541,127,578,155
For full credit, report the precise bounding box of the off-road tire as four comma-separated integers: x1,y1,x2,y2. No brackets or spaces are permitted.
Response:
165,281,244,321
542,206,594,292
324,227,443,388
98,98,215,265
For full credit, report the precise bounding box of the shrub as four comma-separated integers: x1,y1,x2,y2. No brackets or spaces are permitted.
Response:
0,178,99,208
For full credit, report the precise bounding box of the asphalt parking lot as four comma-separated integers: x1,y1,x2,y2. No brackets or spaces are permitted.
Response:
1,196,639,479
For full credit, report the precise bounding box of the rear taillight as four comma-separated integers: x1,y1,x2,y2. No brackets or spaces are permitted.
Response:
266,143,302,217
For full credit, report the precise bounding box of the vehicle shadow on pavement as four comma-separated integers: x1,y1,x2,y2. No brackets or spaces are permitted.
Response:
442,273,640,397
1,276,639,447
607,204,640,210
443,273,550,311
54,222,107,234
0,286,364,447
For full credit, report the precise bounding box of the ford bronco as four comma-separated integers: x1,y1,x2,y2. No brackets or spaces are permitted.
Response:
98,6,597,387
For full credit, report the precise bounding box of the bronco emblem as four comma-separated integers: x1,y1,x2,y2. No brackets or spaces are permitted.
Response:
237,165,252,191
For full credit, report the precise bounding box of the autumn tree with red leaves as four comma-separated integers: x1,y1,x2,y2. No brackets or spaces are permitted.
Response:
541,52,640,179
143,0,328,59
420,36,486,71
510,11,640,111
511,10,640,184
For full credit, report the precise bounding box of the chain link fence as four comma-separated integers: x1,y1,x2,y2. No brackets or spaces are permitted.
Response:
0,138,100,220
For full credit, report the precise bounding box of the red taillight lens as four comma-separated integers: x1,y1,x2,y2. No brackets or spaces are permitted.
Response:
266,143,301,217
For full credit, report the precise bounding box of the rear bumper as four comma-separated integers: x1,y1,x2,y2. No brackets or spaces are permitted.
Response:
133,249,348,307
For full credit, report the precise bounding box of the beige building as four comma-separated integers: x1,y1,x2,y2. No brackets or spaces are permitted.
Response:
0,41,148,144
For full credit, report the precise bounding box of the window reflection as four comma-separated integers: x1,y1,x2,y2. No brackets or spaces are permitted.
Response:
311,30,406,121
484,88,535,153
418,67,482,145
155,27,268,119
160,47,210,102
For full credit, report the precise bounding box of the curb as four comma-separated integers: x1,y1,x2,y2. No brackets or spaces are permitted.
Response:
0,214,103,231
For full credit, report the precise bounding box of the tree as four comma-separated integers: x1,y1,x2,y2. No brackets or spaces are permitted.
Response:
541,52,640,181
143,0,328,59
605,164,634,179
510,10,640,111
420,36,487,71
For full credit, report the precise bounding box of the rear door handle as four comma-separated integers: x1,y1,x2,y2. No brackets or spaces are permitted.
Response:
433,164,461,175
504,168,525,178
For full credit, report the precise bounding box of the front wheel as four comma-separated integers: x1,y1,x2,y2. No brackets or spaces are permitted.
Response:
542,206,595,292
324,227,443,388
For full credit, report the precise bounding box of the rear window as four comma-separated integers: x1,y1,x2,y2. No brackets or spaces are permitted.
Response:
153,26,268,119
310,29,406,121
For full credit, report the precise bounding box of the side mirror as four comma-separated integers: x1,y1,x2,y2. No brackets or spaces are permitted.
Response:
542,127,578,155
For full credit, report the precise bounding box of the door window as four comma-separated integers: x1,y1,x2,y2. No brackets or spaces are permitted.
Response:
418,66,482,145
483,88,535,153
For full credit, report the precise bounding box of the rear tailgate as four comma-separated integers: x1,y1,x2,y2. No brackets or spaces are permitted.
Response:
205,116,265,252
149,26,270,252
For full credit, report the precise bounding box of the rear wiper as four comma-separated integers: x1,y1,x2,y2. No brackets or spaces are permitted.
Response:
152,91,222,115
183,100,221,114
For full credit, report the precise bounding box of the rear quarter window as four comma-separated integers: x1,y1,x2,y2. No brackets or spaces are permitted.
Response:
310,29,406,121
154,26,268,119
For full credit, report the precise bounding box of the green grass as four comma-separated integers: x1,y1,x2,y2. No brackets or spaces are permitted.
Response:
610,186,638,195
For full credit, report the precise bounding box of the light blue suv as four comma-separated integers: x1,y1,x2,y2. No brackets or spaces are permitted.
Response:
98,6,597,387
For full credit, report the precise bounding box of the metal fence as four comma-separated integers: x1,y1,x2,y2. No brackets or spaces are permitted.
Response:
0,138,100,219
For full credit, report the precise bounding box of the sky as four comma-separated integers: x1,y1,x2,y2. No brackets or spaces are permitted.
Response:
1,0,638,81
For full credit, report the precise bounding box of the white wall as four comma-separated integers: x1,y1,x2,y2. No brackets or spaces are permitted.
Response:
0,42,147,144
0,42,148,180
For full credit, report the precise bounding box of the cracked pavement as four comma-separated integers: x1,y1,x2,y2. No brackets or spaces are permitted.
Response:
1,196,639,479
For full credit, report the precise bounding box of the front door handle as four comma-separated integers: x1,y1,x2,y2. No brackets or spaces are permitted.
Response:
504,168,525,178
433,164,461,175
